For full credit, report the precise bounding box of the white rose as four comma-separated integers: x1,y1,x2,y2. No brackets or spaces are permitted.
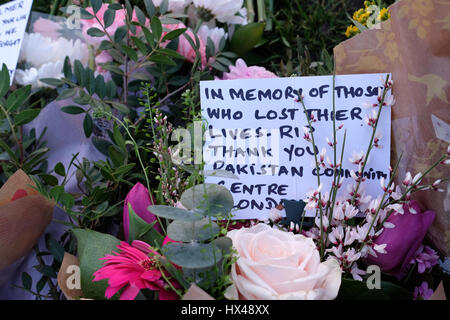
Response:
225,223,341,300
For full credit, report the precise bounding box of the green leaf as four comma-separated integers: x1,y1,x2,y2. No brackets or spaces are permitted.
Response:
91,0,102,14
61,105,85,114
103,9,116,28
36,276,47,293
114,26,128,43
142,28,155,47
5,85,31,112
80,8,95,19
14,109,40,126
205,37,215,60
162,28,186,42
110,101,129,114
159,0,168,14
106,81,117,98
40,78,64,87
144,0,156,17
21,272,32,290
0,63,11,97
99,40,113,51
74,60,85,84
100,63,124,76
0,139,18,163
337,279,413,300
95,75,106,99
162,242,222,269
230,23,265,56
112,124,126,151
221,51,238,59
33,265,57,278
63,57,72,79
167,218,220,242
211,61,228,72
83,113,93,138
180,184,234,217
134,6,147,25
47,236,65,263
54,162,65,176
127,203,164,247
108,3,123,11
39,174,58,186
57,88,78,101
72,229,121,300
149,54,175,66
131,36,148,54
108,145,124,167
121,44,138,62
203,170,238,179
150,16,162,41
148,205,203,221
87,27,106,37
211,237,233,256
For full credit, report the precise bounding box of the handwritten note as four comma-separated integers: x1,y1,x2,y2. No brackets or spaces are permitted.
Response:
0,0,33,84
201,73,392,220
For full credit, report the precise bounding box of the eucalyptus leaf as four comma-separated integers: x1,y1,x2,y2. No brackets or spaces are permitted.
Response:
148,205,203,221
180,184,234,217
162,242,222,269
167,218,220,242
203,170,238,179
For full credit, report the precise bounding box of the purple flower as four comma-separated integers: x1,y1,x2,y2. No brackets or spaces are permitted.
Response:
413,281,434,300
410,245,439,273
365,200,435,279
123,183,161,241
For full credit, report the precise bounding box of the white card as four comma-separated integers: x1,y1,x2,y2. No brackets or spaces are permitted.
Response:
201,73,392,220
0,0,34,84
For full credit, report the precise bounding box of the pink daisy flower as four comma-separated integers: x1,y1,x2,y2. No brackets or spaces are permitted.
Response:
93,240,179,300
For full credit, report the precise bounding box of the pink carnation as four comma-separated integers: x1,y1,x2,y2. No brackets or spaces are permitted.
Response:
219,58,277,80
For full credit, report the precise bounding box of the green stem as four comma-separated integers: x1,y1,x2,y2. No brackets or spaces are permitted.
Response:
351,75,390,205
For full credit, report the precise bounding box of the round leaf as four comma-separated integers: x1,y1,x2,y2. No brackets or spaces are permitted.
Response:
180,184,234,217
162,242,222,269
148,205,203,221
167,218,220,242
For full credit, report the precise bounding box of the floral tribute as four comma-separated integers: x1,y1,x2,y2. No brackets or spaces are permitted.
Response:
0,0,448,302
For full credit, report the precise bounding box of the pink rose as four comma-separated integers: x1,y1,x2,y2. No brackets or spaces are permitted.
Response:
123,183,162,241
365,200,435,279
219,58,277,80
33,18,61,40
225,223,341,300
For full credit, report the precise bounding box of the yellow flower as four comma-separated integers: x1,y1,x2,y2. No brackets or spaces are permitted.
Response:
364,0,375,9
378,8,390,21
345,25,360,38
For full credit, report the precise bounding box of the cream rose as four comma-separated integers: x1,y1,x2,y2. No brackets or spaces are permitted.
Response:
225,223,341,300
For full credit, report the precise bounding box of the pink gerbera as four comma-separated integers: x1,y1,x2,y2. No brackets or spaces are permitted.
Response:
93,240,179,300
